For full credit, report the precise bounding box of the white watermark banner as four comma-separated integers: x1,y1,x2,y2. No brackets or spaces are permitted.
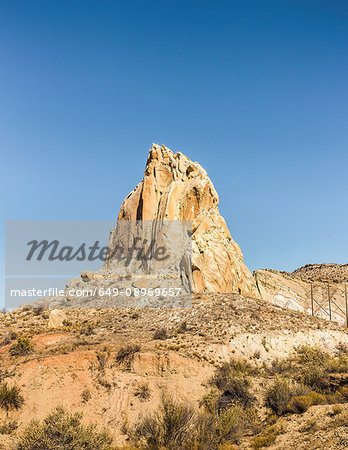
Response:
5,220,192,308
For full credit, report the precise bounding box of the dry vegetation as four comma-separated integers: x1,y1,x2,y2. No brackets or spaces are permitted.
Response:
0,293,347,449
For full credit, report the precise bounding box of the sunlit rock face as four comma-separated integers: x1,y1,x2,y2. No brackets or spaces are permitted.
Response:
111,143,259,297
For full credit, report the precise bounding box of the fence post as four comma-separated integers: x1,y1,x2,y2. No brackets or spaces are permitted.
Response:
328,282,332,321
311,283,314,316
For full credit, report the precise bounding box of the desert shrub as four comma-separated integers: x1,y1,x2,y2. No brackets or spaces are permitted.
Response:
9,337,33,356
129,394,196,448
0,383,24,417
265,357,294,375
32,306,45,316
338,386,348,400
214,403,247,444
336,342,348,355
188,404,254,448
97,378,112,391
295,345,328,365
134,383,151,400
331,404,344,416
286,391,325,414
81,389,91,403
274,345,340,391
201,389,220,414
217,377,255,410
17,406,113,449
307,391,326,405
96,349,110,375
177,320,188,333
301,364,328,390
200,390,260,444
243,407,262,435
212,359,256,408
292,345,348,389
1,331,18,346
325,354,348,373
265,377,292,415
326,386,348,404
115,344,141,366
153,327,168,340
0,420,18,434
197,405,259,447
252,431,276,449
80,322,94,336
291,383,311,397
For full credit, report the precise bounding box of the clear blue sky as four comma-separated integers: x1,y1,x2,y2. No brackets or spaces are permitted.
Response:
1,0,348,305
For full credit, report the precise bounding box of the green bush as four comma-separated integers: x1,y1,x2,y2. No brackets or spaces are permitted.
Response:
212,359,256,408
307,391,326,405
9,337,33,356
295,345,328,365
0,382,24,417
301,364,327,390
17,406,113,449
130,392,260,449
265,377,292,415
214,403,246,444
252,431,276,448
129,394,196,448
326,386,348,404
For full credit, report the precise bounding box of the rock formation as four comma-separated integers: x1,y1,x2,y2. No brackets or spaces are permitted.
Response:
291,263,348,283
254,268,348,326
106,144,259,297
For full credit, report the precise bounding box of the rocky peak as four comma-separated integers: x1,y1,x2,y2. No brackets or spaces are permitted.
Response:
113,144,258,296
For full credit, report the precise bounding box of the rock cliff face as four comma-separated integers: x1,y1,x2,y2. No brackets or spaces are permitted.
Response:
254,268,348,326
108,143,258,296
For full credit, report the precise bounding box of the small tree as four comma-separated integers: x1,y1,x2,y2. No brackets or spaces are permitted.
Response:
0,382,24,418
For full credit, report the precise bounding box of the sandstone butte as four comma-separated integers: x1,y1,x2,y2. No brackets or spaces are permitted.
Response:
109,143,259,298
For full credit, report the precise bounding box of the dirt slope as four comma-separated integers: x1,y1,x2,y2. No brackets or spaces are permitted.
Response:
0,294,347,449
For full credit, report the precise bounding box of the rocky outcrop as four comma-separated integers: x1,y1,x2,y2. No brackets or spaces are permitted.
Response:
105,144,258,297
291,263,348,283
254,269,348,326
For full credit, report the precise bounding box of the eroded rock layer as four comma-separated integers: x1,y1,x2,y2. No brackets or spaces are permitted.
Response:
254,269,347,326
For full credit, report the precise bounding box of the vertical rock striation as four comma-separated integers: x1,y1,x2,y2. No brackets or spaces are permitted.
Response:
109,143,259,296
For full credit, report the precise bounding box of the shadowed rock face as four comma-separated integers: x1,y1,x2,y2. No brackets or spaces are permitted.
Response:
112,143,259,296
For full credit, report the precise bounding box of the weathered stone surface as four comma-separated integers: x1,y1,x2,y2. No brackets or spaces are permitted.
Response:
254,269,347,325
48,309,67,328
108,144,258,297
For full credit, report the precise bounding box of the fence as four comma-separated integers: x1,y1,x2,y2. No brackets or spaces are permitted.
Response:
310,282,348,327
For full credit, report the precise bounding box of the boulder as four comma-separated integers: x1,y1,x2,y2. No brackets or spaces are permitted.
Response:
48,309,67,328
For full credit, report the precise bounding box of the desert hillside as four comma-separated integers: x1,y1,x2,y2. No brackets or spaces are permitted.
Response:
0,294,347,449
290,264,348,284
